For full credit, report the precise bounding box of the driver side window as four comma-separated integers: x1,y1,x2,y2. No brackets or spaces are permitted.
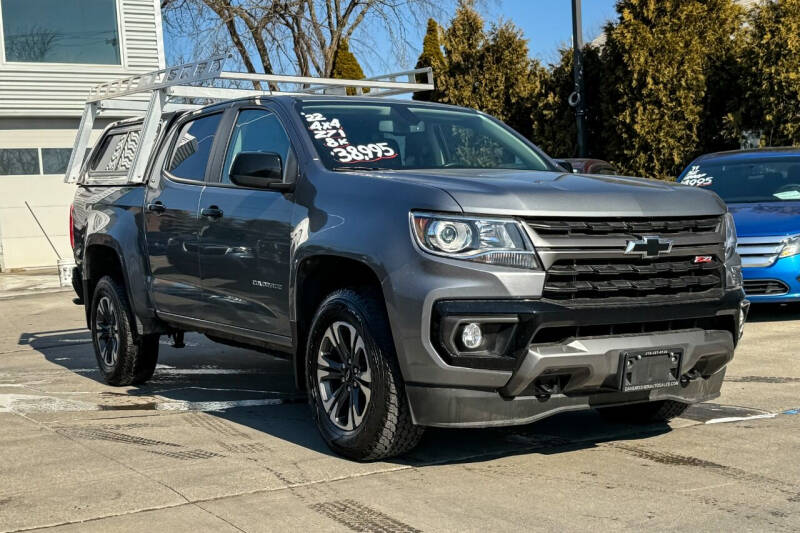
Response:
222,109,292,184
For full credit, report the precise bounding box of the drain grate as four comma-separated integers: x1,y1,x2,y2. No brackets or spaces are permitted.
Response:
310,499,421,533
147,448,223,460
187,413,251,438
99,422,157,430
59,428,180,447
217,441,266,454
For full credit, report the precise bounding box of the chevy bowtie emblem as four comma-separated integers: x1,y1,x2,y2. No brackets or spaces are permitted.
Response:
624,236,673,258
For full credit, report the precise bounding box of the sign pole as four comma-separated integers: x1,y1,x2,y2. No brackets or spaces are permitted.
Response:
571,0,588,157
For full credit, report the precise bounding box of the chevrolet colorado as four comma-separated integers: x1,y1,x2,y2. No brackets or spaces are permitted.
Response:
70,95,748,460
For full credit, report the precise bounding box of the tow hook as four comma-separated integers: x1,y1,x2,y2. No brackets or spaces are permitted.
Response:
170,331,185,348
680,368,702,386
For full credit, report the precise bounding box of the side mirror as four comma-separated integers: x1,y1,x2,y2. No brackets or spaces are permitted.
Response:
229,152,293,191
555,159,574,173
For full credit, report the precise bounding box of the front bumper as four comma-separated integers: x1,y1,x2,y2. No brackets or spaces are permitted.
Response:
407,370,727,428
400,290,747,428
743,254,800,303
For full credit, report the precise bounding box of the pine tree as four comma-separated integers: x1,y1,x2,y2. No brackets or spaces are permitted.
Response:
431,1,543,135
602,0,745,179
743,0,800,146
699,2,747,153
480,21,543,137
413,18,445,101
331,39,366,95
437,0,487,110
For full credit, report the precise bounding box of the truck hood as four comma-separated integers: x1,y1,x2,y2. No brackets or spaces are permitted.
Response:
728,202,800,237
363,169,726,217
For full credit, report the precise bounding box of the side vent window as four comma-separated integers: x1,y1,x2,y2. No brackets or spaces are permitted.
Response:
89,129,141,174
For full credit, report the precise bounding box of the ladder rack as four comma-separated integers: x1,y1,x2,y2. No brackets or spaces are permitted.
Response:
64,55,434,183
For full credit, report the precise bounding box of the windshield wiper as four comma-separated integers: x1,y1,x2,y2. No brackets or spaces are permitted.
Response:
332,166,388,172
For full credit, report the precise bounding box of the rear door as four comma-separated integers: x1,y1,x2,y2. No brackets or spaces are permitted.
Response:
197,106,296,337
144,112,224,318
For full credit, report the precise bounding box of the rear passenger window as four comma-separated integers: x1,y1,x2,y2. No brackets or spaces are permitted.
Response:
91,130,140,173
167,113,222,181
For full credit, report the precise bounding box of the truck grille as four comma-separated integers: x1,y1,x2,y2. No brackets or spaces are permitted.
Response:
543,256,724,302
526,215,721,236
743,279,789,296
736,236,785,268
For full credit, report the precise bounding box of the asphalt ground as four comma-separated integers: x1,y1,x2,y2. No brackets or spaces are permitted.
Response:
1,291,798,532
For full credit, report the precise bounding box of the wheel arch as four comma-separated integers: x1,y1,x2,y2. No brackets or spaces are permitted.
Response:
292,253,391,390
82,236,162,335
83,239,125,321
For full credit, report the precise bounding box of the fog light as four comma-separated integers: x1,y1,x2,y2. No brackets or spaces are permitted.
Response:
461,323,483,349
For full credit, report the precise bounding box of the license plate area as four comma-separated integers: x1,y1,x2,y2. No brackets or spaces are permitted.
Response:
618,348,682,392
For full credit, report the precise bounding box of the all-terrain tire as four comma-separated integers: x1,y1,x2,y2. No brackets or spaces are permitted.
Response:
90,276,159,386
306,288,423,461
597,400,689,424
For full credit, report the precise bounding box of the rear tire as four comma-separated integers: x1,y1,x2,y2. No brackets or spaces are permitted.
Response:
306,288,423,461
90,276,159,386
597,400,689,424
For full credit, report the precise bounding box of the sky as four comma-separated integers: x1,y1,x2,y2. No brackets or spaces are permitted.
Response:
165,0,621,75
485,0,619,65
348,0,621,75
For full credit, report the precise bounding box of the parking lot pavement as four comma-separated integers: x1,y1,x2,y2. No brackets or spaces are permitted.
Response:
0,293,798,532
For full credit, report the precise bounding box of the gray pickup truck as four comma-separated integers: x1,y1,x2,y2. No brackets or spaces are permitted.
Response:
70,95,748,460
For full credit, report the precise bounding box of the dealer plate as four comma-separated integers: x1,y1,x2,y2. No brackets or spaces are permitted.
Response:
618,348,682,392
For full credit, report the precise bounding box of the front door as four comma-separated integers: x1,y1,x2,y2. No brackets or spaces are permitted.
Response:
144,112,224,318
198,108,295,336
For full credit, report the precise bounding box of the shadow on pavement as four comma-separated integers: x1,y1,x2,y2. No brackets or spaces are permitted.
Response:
745,302,800,323
21,328,671,465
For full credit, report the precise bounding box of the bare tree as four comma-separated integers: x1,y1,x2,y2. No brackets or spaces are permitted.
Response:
161,0,445,79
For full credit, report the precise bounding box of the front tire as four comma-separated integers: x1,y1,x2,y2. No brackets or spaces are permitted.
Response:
306,288,423,461
90,276,159,386
597,400,689,424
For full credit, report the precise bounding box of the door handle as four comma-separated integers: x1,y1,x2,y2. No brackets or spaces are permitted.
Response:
201,206,224,219
147,201,166,214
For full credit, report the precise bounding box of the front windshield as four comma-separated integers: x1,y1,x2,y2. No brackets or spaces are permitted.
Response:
296,101,551,172
679,158,800,203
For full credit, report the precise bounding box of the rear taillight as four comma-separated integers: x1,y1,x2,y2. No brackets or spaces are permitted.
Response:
69,204,75,249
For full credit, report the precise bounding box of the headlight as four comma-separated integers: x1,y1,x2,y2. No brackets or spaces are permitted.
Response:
723,212,742,290
779,235,800,258
411,212,539,269
723,212,737,261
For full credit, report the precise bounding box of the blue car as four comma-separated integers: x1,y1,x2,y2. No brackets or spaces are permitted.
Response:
679,148,800,303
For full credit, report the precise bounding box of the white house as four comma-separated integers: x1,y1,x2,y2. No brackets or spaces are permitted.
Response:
0,0,164,270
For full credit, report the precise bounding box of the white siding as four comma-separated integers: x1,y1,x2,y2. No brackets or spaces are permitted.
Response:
0,0,165,117
0,0,164,271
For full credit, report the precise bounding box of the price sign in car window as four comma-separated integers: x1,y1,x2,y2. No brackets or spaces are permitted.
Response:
681,166,714,187
301,111,398,165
